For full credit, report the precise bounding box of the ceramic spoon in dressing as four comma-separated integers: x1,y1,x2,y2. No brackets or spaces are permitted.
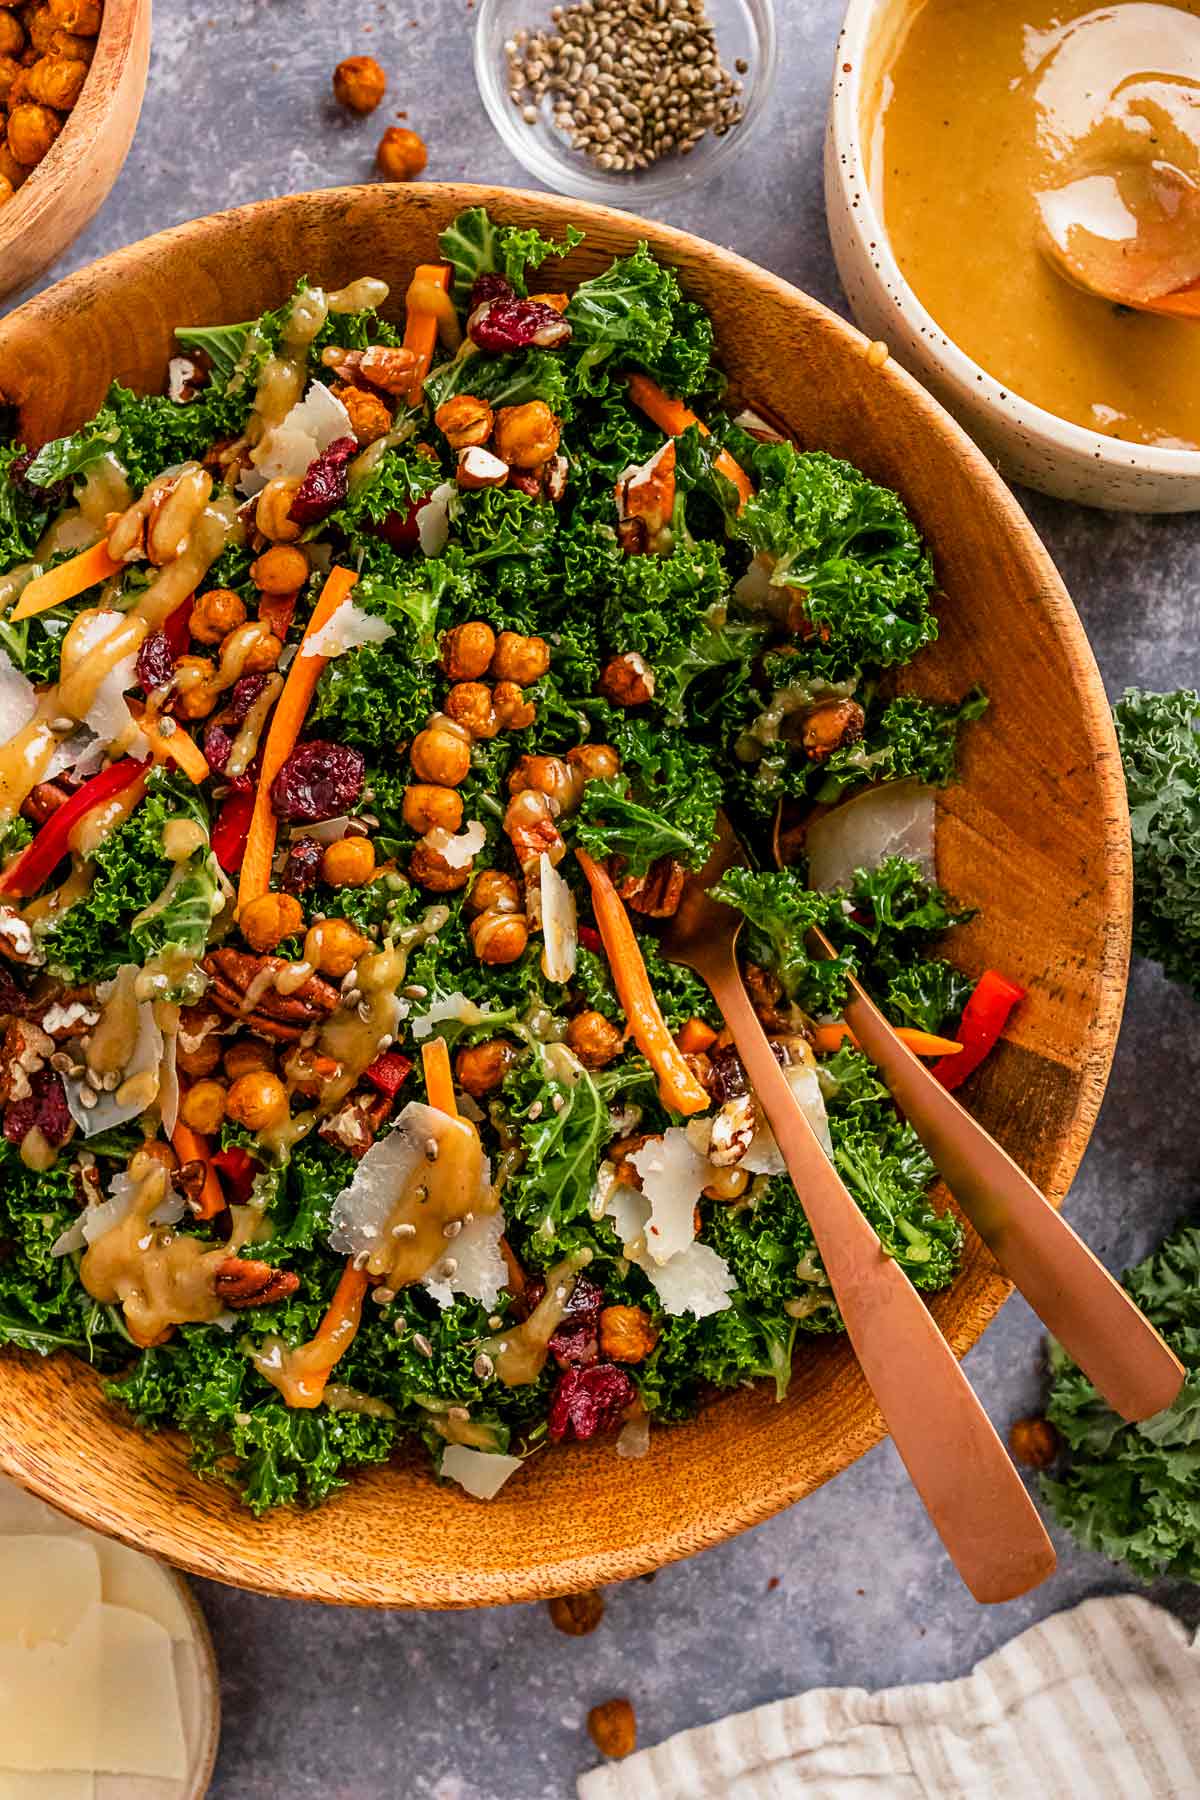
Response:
1038,159,1200,317
661,817,1056,1605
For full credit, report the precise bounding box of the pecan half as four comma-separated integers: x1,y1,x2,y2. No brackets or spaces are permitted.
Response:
213,1256,300,1309
617,856,685,918
317,1090,391,1160
202,950,340,1043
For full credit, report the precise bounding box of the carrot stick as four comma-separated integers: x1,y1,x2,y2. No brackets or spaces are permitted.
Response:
810,1020,964,1058
125,700,209,783
626,372,754,510
287,1263,370,1408
421,1037,459,1119
575,849,709,1117
403,263,454,406
170,1121,226,1221
236,565,358,914
676,1017,717,1055
10,540,123,622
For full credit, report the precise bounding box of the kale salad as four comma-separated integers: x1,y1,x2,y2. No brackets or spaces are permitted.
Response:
0,207,1012,1512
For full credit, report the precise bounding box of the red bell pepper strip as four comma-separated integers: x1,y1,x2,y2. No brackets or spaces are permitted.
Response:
163,597,194,658
211,789,256,875
932,970,1027,1091
363,1050,413,1098
211,1144,261,1204
0,757,149,899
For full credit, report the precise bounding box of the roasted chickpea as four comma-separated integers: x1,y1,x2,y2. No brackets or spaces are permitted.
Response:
467,868,521,916
24,7,59,56
236,629,283,675
440,621,496,683
190,587,246,645
588,1699,636,1761
321,835,376,887
251,543,308,595
409,840,473,893
598,651,655,707
507,753,578,810
566,742,620,782
410,722,472,787
305,918,369,980
331,381,392,447
223,1039,276,1082
172,655,220,721
469,909,529,965
6,99,59,165
493,401,561,470
376,124,427,180
24,49,85,107
226,1070,290,1133
175,1032,221,1080
1009,1417,1060,1469
702,1164,750,1202
239,891,304,953
598,1303,659,1363
47,27,95,61
490,631,550,686
0,172,13,207
454,1037,519,1098
444,681,499,740
137,1139,179,1176
179,1079,228,1136
565,1010,624,1070
0,57,21,105
47,0,101,31
254,477,303,544
799,697,866,763
0,13,23,53
401,783,464,835
332,53,386,113
0,135,25,190
433,395,494,452
492,680,536,731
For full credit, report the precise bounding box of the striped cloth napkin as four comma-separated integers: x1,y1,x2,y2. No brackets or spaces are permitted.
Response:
577,1596,1200,1799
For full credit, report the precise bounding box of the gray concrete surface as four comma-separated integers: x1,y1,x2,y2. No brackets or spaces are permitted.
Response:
12,2,1200,1795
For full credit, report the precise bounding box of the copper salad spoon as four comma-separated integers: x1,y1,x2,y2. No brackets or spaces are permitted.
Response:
661,816,1057,1604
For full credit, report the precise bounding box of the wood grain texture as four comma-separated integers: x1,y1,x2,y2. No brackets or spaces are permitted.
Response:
0,0,150,303
0,184,1132,1608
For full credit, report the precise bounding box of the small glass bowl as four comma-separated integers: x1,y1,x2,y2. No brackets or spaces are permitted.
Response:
473,0,777,208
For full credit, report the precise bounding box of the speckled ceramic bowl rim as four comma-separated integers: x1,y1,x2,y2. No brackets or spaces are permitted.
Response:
831,0,1200,482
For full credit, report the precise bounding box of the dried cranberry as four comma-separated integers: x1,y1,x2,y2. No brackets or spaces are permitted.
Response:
281,835,323,894
135,630,176,695
270,739,365,822
288,435,358,526
548,1364,635,1443
373,500,422,552
708,1044,749,1105
548,1273,605,1369
469,273,514,312
3,1070,73,1151
7,450,70,510
224,672,270,726
203,723,233,773
0,967,31,1018
469,297,572,354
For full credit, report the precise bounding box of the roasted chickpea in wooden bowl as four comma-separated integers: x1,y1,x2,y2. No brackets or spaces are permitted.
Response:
0,0,150,303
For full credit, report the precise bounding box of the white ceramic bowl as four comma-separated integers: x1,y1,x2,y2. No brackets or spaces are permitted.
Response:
824,0,1200,512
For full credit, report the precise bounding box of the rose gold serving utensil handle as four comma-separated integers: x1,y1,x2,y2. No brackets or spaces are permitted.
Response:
663,829,1056,1603
809,929,1184,1423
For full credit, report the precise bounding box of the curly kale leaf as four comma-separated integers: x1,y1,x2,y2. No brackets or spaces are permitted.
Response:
23,423,124,489
566,242,715,395
0,1143,125,1361
0,444,53,574
815,688,988,803
570,718,721,876
321,445,443,542
708,867,851,1011
84,382,231,492
724,437,937,671
425,347,573,419
831,1116,959,1286
310,572,440,750
439,205,583,307
1114,688,1200,996
882,957,974,1036
1043,1220,1200,1581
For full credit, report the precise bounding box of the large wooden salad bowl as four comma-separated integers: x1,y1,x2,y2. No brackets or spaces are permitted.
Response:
0,186,1129,1606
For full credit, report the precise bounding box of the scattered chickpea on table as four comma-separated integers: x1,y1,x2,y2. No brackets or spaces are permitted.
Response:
331,51,427,182
0,0,104,206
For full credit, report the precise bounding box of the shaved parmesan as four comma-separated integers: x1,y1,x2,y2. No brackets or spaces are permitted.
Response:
241,381,353,494
290,813,355,845
631,1129,709,1266
284,380,354,450
440,1445,524,1500
0,1484,79,1538
422,820,487,870
90,1542,192,1642
742,1058,834,1175
423,1207,507,1309
300,598,394,661
539,852,577,983
605,1182,735,1319
0,1538,99,1647
94,1605,187,1778
409,990,489,1040
44,727,104,783
63,989,162,1140
158,1025,180,1139
66,613,138,747
0,1773,93,1798
417,481,455,557
329,1101,491,1258
0,1608,102,1773
616,1413,651,1459
806,778,937,892
0,650,35,742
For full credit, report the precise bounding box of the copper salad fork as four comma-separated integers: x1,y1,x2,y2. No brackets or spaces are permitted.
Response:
661,816,1056,1604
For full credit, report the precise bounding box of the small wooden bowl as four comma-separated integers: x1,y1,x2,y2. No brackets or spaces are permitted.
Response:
0,0,151,304
0,185,1131,1608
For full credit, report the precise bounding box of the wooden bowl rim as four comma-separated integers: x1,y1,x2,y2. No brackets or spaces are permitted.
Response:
0,184,1131,1605
0,0,149,260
